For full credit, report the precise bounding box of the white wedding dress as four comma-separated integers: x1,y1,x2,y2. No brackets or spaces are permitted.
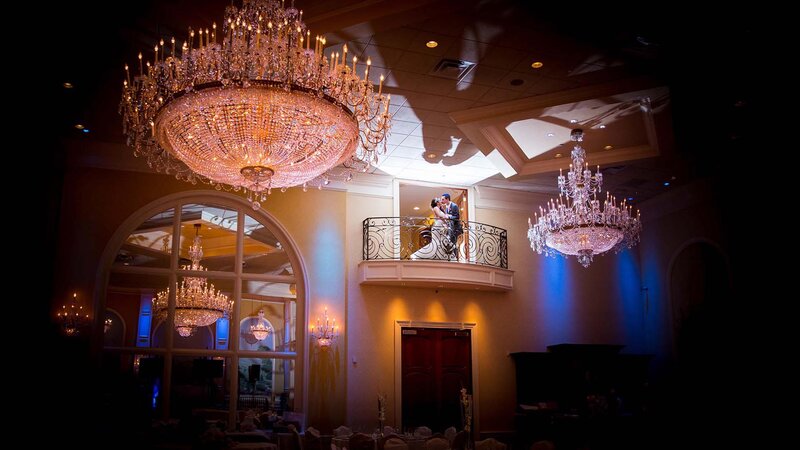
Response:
411,210,452,260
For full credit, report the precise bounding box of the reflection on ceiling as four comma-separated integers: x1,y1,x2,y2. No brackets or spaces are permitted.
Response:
116,205,291,274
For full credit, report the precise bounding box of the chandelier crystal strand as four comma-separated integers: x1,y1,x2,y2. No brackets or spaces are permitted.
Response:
120,0,392,209
527,129,641,268
153,224,232,337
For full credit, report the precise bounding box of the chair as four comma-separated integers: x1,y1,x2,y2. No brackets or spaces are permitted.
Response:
475,438,506,450
413,427,432,438
529,441,555,450
349,433,374,450
305,427,324,450
443,427,456,445
424,437,449,450
381,437,408,450
334,426,353,437
451,431,468,450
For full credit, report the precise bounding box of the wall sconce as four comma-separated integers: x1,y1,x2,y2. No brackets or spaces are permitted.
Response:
104,317,113,334
311,308,338,347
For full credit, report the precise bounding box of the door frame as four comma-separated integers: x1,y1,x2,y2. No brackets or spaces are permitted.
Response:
394,320,479,435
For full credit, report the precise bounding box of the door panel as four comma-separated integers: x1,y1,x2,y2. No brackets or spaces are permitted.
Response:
401,328,471,432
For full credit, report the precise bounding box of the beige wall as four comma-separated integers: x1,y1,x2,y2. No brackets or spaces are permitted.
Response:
54,165,656,436
343,192,648,434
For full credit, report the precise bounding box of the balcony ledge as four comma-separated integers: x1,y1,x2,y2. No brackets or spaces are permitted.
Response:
358,260,513,291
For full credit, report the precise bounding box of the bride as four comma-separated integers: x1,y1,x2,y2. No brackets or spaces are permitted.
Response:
410,198,453,260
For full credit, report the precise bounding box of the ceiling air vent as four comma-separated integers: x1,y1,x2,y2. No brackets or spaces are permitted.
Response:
429,59,476,81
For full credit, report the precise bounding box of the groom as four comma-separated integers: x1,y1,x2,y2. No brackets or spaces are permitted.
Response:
441,193,463,260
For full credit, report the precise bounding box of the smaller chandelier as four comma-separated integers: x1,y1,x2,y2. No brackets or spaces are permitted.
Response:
153,224,232,337
527,129,641,268
311,308,337,347
250,309,273,341
57,292,90,336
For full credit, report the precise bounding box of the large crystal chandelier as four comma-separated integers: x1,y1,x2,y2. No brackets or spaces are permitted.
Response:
527,129,641,268
120,0,392,209
154,224,232,337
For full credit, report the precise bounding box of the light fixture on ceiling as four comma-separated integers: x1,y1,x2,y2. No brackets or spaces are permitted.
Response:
57,292,90,336
120,0,392,210
527,129,641,268
531,61,543,69
426,40,439,48
311,307,338,347
74,124,84,130
250,309,273,341
63,82,73,89
153,224,232,337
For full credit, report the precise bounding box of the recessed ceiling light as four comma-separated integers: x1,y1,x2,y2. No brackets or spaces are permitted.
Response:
569,119,577,124
599,124,606,129
663,182,670,186
63,82,73,89
510,79,524,86
555,153,563,158
426,40,438,48
671,175,676,180
531,61,543,69
427,153,436,158
74,124,84,130
413,206,420,211
82,129,90,133
627,197,634,201
604,145,613,150
546,132,555,137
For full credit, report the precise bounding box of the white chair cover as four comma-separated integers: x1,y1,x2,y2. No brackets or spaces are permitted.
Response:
424,437,449,450
334,426,353,437
413,427,432,438
475,438,506,450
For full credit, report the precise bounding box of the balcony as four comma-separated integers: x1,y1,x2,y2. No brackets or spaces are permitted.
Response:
358,217,513,291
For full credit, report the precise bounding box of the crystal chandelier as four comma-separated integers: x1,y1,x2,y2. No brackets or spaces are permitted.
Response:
120,0,392,209
154,224,232,337
527,129,642,268
311,308,337,347
250,309,273,341
56,292,90,336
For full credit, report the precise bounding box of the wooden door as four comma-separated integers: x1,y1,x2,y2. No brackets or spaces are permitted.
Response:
401,328,471,432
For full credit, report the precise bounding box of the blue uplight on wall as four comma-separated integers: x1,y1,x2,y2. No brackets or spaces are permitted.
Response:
536,255,575,343
612,249,645,351
215,317,229,350
137,296,153,347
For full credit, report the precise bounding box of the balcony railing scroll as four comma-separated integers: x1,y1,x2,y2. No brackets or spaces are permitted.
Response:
362,216,508,269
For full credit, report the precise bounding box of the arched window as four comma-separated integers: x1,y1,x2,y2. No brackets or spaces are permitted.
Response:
99,193,304,420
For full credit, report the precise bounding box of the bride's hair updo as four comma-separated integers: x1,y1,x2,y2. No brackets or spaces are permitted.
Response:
431,198,439,208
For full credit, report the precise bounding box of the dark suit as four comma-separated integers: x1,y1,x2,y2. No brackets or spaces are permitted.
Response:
445,202,463,256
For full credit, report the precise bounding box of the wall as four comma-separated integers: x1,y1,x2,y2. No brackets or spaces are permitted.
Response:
54,165,654,436
343,187,649,434
53,165,348,429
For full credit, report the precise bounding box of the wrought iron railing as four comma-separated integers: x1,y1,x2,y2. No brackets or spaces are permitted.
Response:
362,217,508,269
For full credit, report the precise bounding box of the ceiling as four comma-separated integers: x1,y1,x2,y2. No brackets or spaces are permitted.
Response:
51,0,756,207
